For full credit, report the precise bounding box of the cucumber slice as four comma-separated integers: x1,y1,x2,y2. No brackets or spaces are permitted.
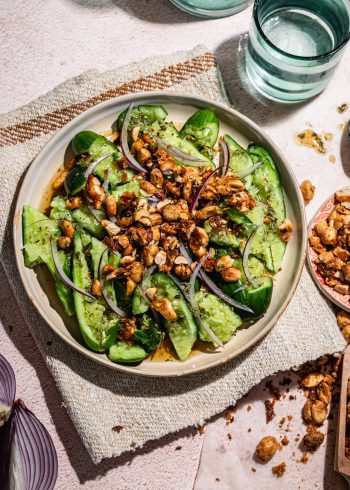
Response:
112,180,141,205
132,287,149,315
72,131,133,187
248,144,287,272
115,104,168,131
49,196,71,221
71,207,105,239
222,277,273,319
150,273,197,361
150,121,214,169
224,208,257,237
73,233,118,352
195,290,242,345
223,134,253,189
204,220,240,247
180,108,219,148
65,166,86,196
109,341,147,363
22,205,74,316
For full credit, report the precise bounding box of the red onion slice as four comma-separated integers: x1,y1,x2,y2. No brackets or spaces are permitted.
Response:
237,159,265,179
141,265,157,294
98,249,127,317
0,354,16,427
84,152,113,178
189,165,224,214
189,254,224,348
219,139,229,177
153,136,206,166
1,400,58,490
51,239,95,300
121,103,148,173
102,169,111,193
242,229,259,289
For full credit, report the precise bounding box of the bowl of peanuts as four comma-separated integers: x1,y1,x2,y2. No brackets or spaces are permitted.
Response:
308,187,350,312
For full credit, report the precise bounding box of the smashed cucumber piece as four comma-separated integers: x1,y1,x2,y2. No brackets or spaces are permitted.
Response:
195,290,242,345
223,134,253,190
222,277,273,319
204,220,239,247
180,108,219,149
134,314,163,353
22,205,74,316
115,104,168,131
112,180,141,205
150,273,197,361
73,233,118,352
71,206,105,239
109,341,147,364
150,121,215,169
72,131,133,187
50,195,71,221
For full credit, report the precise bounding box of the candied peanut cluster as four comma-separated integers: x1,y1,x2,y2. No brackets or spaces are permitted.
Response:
310,190,350,297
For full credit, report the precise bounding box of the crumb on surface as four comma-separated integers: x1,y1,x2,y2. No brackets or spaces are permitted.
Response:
300,180,315,204
281,435,289,446
256,436,280,462
265,399,276,423
112,425,124,433
248,428,252,433
215,477,220,482
300,452,309,464
247,404,252,412
175,446,182,451
198,425,206,435
227,433,232,441
272,462,286,477
329,155,336,164
251,467,256,473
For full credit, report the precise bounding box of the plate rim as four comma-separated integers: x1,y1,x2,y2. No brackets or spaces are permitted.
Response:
13,90,307,377
307,187,350,313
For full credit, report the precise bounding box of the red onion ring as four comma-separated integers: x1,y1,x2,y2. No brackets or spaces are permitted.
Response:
153,136,206,166
102,169,111,193
98,249,127,317
84,152,113,178
189,165,224,214
51,239,95,300
219,139,229,177
237,159,265,179
242,229,259,289
189,254,224,348
121,103,148,173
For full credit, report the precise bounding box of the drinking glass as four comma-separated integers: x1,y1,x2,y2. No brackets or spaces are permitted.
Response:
169,0,253,18
246,0,350,102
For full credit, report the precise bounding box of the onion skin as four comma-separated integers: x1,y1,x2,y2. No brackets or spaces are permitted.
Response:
242,229,259,289
84,152,113,179
153,136,205,166
1,400,58,490
219,139,229,177
0,353,16,427
189,166,224,214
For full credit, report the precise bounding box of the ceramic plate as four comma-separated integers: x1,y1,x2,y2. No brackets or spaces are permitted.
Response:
13,92,306,377
308,188,350,312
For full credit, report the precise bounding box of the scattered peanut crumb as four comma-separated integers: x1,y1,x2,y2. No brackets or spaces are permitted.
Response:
324,132,333,142
281,435,289,446
338,123,348,131
215,477,220,482
251,467,256,473
300,452,309,464
329,155,336,164
287,415,293,421
265,399,276,423
256,436,280,462
225,407,235,425
248,428,252,433
279,417,286,427
198,425,206,435
300,180,315,204
227,433,232,441
175,446,182,451
112,425,124,433
247,405,252,412
272,462,286,477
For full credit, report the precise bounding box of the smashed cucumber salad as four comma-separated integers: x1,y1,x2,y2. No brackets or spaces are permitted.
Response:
22,104,290,364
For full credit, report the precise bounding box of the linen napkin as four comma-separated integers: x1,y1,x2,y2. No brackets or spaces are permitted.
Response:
0,45,345,464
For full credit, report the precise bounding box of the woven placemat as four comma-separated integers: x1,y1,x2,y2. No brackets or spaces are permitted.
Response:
0,45,345,464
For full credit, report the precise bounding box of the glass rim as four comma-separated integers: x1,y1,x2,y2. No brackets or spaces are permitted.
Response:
253,0,350,61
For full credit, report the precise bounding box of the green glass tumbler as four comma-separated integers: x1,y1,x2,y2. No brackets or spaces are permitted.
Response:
246,0,350,102
169,0,253,18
